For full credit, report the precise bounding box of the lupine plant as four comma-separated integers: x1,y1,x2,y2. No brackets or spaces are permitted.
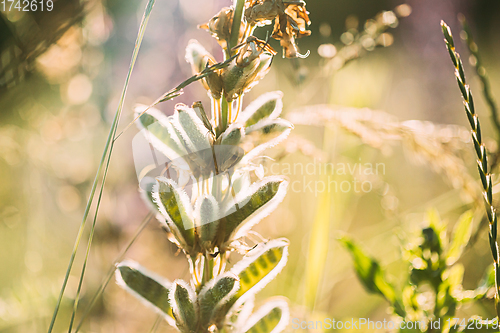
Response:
114,1,311,332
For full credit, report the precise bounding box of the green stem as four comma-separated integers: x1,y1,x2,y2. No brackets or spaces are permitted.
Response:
203,254,214,284
46,1,156,331
219,95,230,135
74,213,153,332
229,0,245,54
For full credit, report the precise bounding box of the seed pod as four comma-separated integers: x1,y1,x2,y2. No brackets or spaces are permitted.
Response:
185,40,223,99
192,101,214,135
221,37,275,102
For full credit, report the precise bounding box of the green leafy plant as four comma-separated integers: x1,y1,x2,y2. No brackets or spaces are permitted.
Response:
112,1,311,332
338,19,500,333
340,210,495,332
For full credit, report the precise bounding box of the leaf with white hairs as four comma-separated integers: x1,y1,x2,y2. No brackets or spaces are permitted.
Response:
229,239,289,309
173,103,211,153
241,297,289,333
115,261,175,326
221,177,288,244
241,119,293,164
239,91,284,127
195,195,220,251
153,177,195,251
135,104,187,161
198,273,240,329
170,280,199,333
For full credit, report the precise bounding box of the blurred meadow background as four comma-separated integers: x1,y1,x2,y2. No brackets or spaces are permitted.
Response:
2,0,500,332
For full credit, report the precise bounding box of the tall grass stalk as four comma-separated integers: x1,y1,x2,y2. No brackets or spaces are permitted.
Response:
441,20,500,318
74,213,154,332
46,0,157,331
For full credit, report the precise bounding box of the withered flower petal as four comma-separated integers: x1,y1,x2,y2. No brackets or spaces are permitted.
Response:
200,7,246,50
271,1,311,58
244,0,284,27
284,2,311,31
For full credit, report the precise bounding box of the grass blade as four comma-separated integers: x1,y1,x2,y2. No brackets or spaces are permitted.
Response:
74,213,153,332
304,186,331,310
148,315,163,333
46,0,157,331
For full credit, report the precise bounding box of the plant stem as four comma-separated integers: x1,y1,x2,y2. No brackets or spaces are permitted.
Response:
229,0,245,54
46,1,156,331
74,213,153,332
441,20,500,319
203,254,214,284
219,95,230,135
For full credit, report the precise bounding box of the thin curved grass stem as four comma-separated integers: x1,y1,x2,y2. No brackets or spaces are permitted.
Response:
74,213,153,332
46,1,157,331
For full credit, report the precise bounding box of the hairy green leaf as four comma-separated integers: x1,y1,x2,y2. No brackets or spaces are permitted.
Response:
170,280,198,333
135,105,187,160
245,118,293,136
153,177,195,251
221,177,288,244
242,298,289,333
173,104,211,153
199,274,239,329
239,91,283,127
115,261,174,324
195,195,220,251
230,239,289,308
242,119,293,164
215,123,245,172
220,123,244,146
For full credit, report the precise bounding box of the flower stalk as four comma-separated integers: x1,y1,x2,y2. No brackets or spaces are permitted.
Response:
229,0,246,54
114,1,310,332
